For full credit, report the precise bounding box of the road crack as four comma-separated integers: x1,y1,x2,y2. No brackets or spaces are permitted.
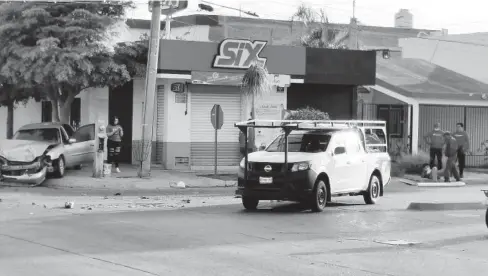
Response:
0,233,160,276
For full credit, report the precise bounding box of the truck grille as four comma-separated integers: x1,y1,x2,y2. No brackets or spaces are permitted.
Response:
249,162,293,172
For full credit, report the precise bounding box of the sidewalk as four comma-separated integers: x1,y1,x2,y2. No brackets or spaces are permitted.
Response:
1,164,238,191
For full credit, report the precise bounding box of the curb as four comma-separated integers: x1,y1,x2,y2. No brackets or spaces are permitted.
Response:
398,178,466,187
407,202,485,211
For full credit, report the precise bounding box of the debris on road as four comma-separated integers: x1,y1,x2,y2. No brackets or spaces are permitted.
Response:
64,202,74,209
141,196,150,200
170,181,186,189
114,193,121,196
182,199,190,203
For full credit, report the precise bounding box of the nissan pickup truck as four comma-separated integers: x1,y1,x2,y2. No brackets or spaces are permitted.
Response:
235,120,391,212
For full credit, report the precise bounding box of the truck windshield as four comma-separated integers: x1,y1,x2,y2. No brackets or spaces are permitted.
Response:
266,133,331,153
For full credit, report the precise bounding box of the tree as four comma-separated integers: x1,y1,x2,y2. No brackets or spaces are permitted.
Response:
292,4,349,49
0,1,139,124
241,62,271,150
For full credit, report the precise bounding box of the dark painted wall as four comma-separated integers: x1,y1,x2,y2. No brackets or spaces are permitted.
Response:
287,83,355,120
305,48,376,85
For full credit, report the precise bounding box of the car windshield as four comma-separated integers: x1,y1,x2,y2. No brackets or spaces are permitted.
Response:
266,132,331,153
13,128,60,143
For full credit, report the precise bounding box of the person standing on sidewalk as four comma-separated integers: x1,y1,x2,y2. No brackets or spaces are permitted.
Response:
443,131,461,182
424,122,445,170
453,122,470,178
107,116,124,173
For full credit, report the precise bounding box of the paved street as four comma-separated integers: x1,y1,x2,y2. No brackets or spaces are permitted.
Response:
1,180,488,276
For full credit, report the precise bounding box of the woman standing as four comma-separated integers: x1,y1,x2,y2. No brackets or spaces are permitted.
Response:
107,116,124,173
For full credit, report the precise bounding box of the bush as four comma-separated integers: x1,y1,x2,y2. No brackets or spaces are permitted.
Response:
285,106,330,120
391,150,430,177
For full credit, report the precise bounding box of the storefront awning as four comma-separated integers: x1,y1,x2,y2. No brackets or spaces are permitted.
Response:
375,56,488,102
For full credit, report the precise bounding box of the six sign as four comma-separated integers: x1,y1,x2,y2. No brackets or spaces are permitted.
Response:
213,39,268,69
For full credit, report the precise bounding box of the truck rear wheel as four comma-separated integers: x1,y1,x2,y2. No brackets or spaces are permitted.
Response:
311,181,327,212
242,197,259,210
364,174,381,205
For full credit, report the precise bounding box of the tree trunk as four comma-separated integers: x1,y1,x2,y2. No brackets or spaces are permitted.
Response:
59,99,72,124
6,101,14,139
50,99,60,122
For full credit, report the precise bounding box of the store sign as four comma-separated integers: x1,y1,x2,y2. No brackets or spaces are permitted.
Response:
191,71,243,86
213,39,268,69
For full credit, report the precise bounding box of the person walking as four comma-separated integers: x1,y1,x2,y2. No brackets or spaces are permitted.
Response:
443,131,461,182
424,122,445,170
107,116,124,173
453,122,470,178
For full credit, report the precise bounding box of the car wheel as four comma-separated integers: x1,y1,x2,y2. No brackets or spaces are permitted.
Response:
73,164,82,170
364,174,381,205
53,156,66,178
311,181,327,212
242,196,259,210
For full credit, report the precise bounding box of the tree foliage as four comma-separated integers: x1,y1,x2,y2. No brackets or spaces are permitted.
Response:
0,1,146,123
284,106,331,120
292,4,349,49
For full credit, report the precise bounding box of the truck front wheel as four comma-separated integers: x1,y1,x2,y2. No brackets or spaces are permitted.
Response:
242,197,259,210
310,181,327,212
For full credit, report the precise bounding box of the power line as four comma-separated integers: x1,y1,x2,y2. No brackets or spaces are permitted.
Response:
201,0,258,17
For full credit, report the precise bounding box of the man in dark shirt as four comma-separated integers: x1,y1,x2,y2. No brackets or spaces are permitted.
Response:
424,123,445,170
453,122,470,178
443,132,461,182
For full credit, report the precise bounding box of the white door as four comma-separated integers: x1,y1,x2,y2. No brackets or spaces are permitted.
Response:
72,124,96,164
344,131,368,191
190,85,242,168
328,133,350,194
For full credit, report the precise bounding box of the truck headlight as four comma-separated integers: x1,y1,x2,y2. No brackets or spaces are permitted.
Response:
291,161,311,172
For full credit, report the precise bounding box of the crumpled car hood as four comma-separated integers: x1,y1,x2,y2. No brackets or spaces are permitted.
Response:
0,140,54,162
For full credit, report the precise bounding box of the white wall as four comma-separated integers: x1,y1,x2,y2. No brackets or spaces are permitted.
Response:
0,101,42,139
400,37,488,83
164,79,190,144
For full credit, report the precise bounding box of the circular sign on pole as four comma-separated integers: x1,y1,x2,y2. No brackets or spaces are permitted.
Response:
148,0,189,15
211,104,224,130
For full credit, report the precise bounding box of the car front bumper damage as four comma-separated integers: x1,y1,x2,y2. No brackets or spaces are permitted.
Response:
0,165,48,185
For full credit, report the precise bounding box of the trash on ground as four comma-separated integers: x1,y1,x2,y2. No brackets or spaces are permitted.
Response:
64,202,74,209
114,192,121,196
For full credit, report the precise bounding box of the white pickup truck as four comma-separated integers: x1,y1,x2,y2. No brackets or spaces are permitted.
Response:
235,120,391,212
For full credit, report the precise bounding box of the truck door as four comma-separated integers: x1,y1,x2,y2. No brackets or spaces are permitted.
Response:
344,131,368,191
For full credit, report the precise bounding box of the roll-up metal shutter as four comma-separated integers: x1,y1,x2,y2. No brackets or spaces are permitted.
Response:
190,85,241,167
418,105,464,151
155,85,165,164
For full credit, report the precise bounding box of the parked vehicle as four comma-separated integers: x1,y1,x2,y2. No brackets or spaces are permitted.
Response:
235,120,391,212
483,189,488,228
0,122,95,185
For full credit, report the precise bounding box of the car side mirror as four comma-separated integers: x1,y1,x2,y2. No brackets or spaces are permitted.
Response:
334,146,346,155
258,144,266,151
69,138,77,144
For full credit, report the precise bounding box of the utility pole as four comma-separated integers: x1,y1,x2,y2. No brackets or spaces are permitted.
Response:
139,0,161,178
353,0,356,19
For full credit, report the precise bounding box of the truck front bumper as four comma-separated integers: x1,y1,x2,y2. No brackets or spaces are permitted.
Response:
236,169,318,201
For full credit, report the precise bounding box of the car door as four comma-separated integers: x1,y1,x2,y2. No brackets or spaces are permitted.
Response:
59,127,83,167
72,124,96,164
344,131,368,191
328,133,350,193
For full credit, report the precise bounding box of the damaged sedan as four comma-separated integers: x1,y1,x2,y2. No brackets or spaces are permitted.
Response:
0,122,95,185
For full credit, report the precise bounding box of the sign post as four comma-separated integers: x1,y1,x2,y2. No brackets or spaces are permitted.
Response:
211,104,224,175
